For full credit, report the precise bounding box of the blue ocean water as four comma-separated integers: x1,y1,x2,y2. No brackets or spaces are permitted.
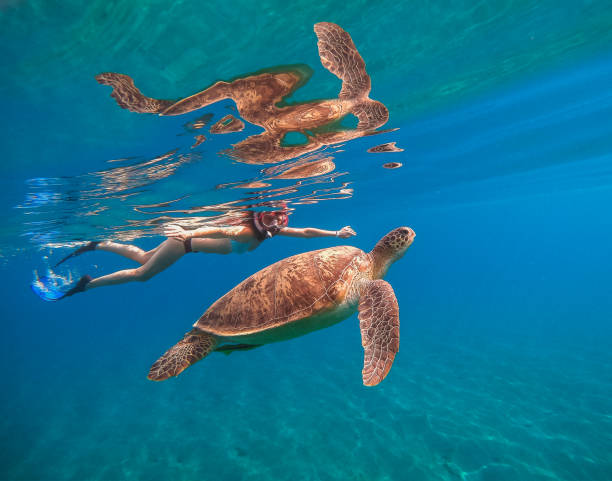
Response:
2,1,612,480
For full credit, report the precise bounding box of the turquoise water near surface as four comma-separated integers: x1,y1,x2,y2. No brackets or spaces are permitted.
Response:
1,1,612,480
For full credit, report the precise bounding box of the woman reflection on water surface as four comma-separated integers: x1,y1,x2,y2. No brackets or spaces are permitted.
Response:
55,210,356,298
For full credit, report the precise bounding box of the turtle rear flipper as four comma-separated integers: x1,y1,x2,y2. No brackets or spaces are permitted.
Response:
358,280,400,386
148,329,218,381
96,72,174,113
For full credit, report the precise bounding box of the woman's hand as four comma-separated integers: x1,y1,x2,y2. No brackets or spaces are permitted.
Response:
163,224,190,241
336,226,357,238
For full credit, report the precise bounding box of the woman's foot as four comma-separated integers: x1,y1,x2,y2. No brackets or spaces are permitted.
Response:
60,275,92,299
54,242,99,267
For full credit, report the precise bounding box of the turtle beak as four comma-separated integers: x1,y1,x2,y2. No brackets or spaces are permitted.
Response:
401,227,415,242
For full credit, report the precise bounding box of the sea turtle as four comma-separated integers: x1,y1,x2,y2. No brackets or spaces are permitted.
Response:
148,226,415,386
96,22,389,165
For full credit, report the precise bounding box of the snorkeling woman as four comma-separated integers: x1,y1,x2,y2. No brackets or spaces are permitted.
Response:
51,211,356,299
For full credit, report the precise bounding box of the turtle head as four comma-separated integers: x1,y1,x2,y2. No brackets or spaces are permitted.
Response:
370,227,415,278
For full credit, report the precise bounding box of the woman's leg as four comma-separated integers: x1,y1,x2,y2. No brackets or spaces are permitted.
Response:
86,239,185,289
96,241,161,265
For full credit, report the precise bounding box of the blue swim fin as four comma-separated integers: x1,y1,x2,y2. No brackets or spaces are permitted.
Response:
53,241,99,268
30,275,68,301
30,273,91,301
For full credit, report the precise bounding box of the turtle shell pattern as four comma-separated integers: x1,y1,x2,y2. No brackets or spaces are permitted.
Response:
194,246,369,336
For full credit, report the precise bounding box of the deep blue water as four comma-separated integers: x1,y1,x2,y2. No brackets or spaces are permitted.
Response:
2,1,612,480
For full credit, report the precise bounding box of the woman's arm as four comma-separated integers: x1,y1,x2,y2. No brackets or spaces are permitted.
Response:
163,224,247,241
277,225,356,239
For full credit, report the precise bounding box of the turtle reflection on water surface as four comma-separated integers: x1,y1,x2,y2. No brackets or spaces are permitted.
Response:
96,22,390,164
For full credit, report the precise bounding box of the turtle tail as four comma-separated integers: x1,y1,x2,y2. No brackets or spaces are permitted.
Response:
148,328,218,381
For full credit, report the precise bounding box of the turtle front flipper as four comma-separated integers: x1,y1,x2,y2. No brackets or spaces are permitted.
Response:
314,22,371,101
159,81,232,116
352,99,389,131
95,72,175,113
148,328,218,381
358,280,400,386
313,23,388,130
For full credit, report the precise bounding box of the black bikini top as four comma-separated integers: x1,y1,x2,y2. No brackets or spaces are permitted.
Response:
252,212,289,241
